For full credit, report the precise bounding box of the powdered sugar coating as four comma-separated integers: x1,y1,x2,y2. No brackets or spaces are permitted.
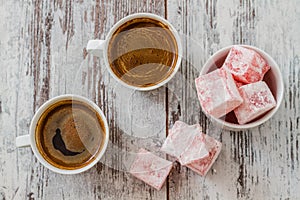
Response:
195,68,243,118
129,148,173,190
178,134,209,166
234,81,276,124
222,45,270,84
162,121,222,176
185,134,222,176
161,121,201,158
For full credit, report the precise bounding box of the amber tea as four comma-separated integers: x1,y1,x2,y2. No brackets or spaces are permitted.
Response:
35,100,106,170
107,17,178,88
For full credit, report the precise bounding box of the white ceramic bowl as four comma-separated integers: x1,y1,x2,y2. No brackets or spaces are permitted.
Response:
200,45,284,130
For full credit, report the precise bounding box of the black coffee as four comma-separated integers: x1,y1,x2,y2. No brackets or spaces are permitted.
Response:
108,17,178,87
35,100,106,170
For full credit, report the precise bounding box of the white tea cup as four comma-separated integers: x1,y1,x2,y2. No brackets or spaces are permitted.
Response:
86,13,182,91
16,94,109,174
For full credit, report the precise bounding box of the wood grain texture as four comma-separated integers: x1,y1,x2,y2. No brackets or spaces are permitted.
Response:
0,0,299,199
74,1,168,199
167,0,300,199
2,0,167,199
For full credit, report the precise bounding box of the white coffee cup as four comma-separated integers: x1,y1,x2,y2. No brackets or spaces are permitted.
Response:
86,13,182,91
15,94,109,174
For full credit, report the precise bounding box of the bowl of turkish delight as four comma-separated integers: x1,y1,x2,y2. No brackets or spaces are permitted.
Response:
195,45,284,130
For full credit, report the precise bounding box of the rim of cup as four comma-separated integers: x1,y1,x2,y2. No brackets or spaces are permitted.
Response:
29,94,109,174
97,13,183,91
200,45,284,130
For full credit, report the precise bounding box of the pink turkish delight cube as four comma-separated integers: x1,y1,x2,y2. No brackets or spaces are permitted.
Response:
162,121,222,176
234,81,276,124
130,148,173,190
178,133,209,166
161,121,201,158
235,80,246,88
195,68,243,118
182,134,222,176
222,45,270,84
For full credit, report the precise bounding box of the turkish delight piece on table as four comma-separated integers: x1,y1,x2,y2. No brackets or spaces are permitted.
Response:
129,148,173,190
181,133,222,176
162,121,222,176
222,45,270,84
178,133,209,166
234,81,276,124
161,121,201,158
195,68,243,118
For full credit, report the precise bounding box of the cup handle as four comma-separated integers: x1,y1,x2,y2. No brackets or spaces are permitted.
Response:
16,135,31,148
86,39,106,57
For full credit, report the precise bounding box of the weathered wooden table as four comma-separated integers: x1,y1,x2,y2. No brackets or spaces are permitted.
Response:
1,0,299,199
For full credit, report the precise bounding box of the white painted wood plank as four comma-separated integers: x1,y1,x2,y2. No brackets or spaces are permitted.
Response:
1,0,168,199
167,0,300,199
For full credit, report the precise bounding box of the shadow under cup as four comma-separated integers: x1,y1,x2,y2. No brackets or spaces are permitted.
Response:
35,99,107,170
107,17,180,89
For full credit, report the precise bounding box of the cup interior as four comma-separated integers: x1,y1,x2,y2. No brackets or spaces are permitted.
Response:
101,13,182,91
200,45,284,130
29,94,109,174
